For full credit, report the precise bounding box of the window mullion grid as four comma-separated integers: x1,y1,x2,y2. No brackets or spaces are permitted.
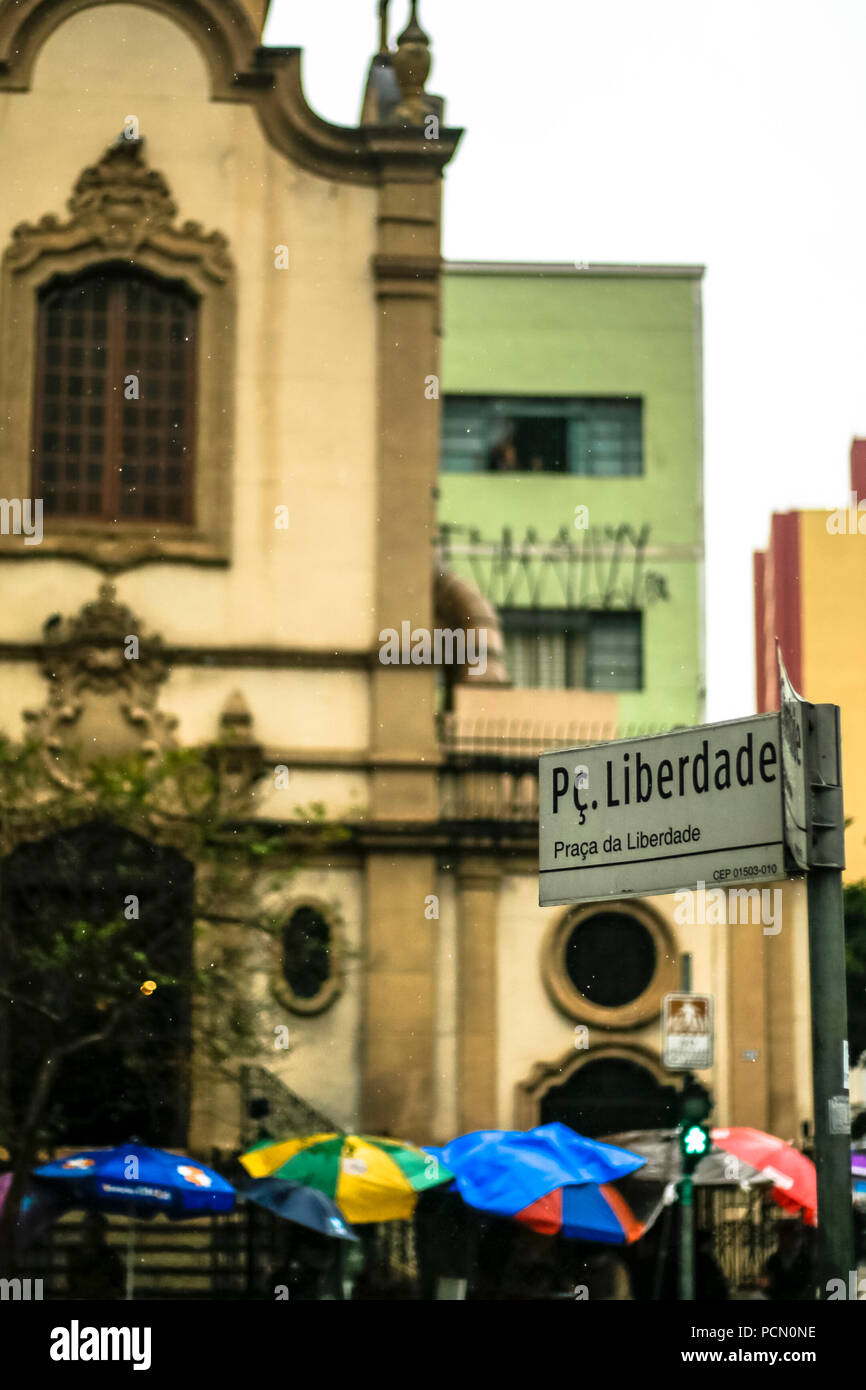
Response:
103,281,124,521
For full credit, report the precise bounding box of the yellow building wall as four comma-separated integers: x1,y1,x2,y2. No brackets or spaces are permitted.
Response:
799,510,866,882
0,2,379,652
0,2,379,816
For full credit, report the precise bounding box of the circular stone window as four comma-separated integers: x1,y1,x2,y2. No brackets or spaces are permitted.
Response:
542,901,677,1029
565,911,657,1008
271,901,343,1016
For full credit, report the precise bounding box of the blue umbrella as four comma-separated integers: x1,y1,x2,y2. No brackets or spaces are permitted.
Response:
426,1122,646,1221
35,1143,235,1218
35,1142,235,1298
236,1177,358,1241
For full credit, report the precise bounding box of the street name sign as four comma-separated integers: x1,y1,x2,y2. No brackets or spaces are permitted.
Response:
662,993,714,1070
539,714,790,906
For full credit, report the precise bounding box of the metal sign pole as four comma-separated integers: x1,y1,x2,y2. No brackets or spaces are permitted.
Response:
778,650,852,1297
807,863,853,1293
802,701,853,1296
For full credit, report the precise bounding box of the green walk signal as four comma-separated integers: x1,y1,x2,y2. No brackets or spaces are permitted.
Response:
680,1122,711,1173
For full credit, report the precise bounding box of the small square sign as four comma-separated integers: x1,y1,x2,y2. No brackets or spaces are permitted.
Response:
662,992,714,1070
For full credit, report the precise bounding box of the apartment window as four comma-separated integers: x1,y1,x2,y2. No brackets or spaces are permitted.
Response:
32,268,197,522
441,396,643,476
585,611,643,690
501,609,642,690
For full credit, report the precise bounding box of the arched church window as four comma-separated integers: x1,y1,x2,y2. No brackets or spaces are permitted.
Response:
539,1053,679,1136
32,267,197,523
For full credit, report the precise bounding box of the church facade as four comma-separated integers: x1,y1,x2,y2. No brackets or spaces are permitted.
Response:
0,0,813,1161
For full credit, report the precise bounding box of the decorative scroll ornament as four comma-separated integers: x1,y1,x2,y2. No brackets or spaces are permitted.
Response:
5,138,232,283
24,581,178,787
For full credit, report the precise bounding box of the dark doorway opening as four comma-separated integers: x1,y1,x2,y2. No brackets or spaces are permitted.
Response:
0,821,193,1148
540,1055,678,1137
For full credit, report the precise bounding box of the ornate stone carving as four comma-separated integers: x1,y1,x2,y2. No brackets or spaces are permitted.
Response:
206,689,265,812
392,1,435,124
6,138,232,283
24,581,178,786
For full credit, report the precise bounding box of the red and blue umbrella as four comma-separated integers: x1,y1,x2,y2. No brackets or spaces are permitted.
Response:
511,1176,653,1244
426,1123,650,1244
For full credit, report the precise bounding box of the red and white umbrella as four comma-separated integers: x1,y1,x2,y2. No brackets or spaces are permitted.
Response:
712,1127,816,1226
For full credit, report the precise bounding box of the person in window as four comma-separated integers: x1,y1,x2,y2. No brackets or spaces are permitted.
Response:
488,437,518,472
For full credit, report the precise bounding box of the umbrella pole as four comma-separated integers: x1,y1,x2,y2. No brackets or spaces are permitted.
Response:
652,1198,674,1300
125,1218,135,1301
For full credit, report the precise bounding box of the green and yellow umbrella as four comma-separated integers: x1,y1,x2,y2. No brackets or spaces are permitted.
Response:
239,1133,452,1224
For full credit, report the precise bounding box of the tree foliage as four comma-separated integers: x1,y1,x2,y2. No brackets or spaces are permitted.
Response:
0,737,345,1263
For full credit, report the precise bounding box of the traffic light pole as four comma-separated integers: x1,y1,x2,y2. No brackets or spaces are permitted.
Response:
807,862,854,1295
677,954,697,1301
779,660,853,1298
678,1173,695,1301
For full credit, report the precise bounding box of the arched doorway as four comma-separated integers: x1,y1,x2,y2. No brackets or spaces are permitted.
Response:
0,821,193,1147
540,1053,679,1137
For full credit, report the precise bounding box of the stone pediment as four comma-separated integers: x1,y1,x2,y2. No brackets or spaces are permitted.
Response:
6,138,233,283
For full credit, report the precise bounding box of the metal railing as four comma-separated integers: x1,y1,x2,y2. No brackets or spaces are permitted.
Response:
437,714,669,822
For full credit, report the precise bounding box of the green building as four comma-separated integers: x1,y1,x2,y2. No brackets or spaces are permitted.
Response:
438,262,705,731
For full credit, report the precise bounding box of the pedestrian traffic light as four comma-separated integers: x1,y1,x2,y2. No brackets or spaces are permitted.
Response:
678,1079,713,1175
680,1122,711,1166
679,1079,712,1123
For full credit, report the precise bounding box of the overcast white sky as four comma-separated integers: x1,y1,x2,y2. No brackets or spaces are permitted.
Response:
266,0,866,722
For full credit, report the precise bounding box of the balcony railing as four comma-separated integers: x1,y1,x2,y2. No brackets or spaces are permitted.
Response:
437,714,669,822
